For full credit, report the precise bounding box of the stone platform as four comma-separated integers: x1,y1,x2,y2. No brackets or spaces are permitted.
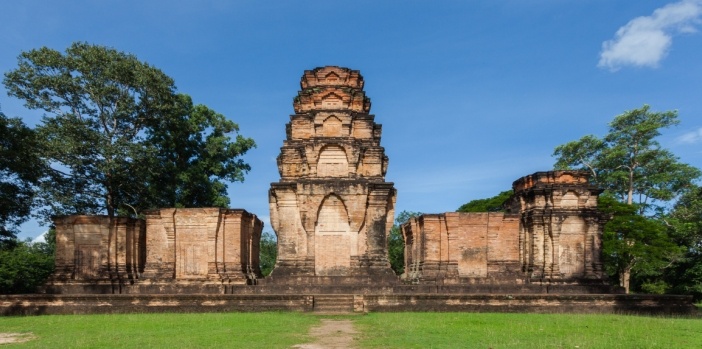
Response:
1,293,696,316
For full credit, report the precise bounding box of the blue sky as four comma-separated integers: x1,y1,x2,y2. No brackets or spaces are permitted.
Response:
2,1,701,240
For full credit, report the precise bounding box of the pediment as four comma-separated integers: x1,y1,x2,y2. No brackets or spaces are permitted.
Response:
324,71,340,83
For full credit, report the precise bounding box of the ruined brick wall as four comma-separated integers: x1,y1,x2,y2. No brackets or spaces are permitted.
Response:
512,171,605,282
269,66,397,280
46,208,263,293
142,208,263,284
402,171,606,286
402,212,520,283
51,216,145,284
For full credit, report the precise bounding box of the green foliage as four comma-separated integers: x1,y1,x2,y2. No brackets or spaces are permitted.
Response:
662,186,702,300
0,239,54,294
45,227,56,255
667,185,702,252
553,105,701,294
0,111,45,242
3,42,254,220
4,42,176,218
259,232,277,276
554,105,700,212
457,190,513,212
598,194,681,293
142,94,255,209
388,210,422,275
664,254,702,300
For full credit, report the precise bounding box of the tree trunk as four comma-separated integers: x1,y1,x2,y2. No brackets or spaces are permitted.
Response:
627,168,634,205
106,191,115,218
106,188,115,278
620,266,631,294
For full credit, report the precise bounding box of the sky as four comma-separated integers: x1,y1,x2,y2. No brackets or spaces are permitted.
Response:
2,0,702,240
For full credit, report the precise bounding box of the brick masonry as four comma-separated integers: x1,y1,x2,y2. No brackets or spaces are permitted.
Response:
267,66,397,282
403,170,609,291
1,293,695,316
44,209,262,294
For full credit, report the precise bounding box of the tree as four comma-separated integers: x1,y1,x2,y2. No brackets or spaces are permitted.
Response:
4,42,175,219
3,42,254,220
457,190,513,213
141,94,255,210
662,186,702,300
554,105,700,213
553,105,700,294
666,185,702,253
0,239,55,294
0,110,45,243
259,232,277,277
388,211,422,275
599,195,681,294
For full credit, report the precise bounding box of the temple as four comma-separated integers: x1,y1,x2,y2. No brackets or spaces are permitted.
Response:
42,66,611,295
267,66,397,284
403,171,607,291
16,65,685,316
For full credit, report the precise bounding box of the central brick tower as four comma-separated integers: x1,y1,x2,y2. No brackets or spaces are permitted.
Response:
268,66,397,283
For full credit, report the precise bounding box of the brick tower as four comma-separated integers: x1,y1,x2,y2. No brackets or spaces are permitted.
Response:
268,66,397,282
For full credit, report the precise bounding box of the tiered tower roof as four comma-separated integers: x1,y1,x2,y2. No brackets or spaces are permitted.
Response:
293,66,371,114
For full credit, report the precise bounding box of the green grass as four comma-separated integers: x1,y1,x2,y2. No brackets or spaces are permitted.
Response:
355,313,702,349
1,312,700,348
0,312,318,348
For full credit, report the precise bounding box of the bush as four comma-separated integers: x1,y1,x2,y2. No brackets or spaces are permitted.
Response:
0,240,54,294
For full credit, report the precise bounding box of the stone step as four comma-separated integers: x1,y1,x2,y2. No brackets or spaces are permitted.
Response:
313,295,355,313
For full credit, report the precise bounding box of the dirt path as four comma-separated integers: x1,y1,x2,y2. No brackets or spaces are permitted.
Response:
292,319,359,349
0,332,36,345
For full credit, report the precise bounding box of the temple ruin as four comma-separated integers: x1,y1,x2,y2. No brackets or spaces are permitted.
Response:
403,171,606,291
9,65,693,315
41,66,611,296
46,209,262,294
267,66,397,283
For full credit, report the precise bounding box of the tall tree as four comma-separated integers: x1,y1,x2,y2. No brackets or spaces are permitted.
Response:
388,211,422,275
599,195,680,294
553,105,700,293
141,94,255,210
554,105,700,213
0,110,45,243
3,42,254,220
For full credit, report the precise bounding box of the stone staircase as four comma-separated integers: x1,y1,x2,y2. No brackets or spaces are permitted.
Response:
312,294,355,314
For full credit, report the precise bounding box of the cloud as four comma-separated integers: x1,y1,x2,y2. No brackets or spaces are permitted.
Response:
676,127,702,144
31,231,49,244
598,0,702,71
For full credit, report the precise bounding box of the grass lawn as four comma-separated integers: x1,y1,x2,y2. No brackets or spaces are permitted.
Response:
355,312,702,349
1,312,700,348
0,312,318,348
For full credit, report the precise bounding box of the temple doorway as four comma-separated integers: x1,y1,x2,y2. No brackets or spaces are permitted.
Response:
314,195,353,276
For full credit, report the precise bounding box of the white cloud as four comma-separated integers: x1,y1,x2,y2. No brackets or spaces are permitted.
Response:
598,0,702,71
676,127,702,144
31,231,49,244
